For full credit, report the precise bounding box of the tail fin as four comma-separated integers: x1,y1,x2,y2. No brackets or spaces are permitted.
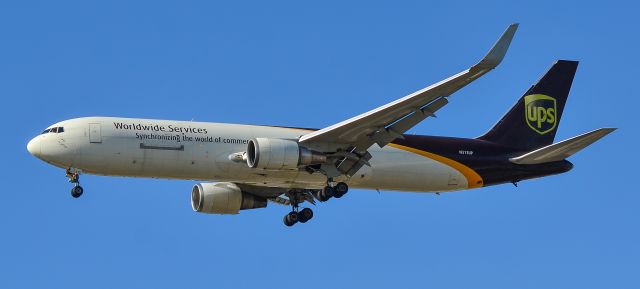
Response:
478,60,579,150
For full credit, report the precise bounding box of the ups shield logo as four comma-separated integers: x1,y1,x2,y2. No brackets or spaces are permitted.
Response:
524,94,557,135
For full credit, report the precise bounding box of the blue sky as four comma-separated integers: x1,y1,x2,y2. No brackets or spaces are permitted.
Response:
1,1,638,288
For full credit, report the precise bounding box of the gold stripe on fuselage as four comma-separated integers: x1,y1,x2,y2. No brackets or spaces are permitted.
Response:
388,143,484,189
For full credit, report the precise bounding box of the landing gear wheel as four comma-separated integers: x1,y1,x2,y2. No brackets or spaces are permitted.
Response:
71,186,84,198
298,208,314,223
283,190,317,227
318,186,335,202
66,168,83,198
333,182,349,198
335,182,348,194
283,215,295,227
283,211,299,227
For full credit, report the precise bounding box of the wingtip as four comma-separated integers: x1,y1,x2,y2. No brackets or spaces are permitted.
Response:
586,127,617,138
600,127,618,133
473,23,519,70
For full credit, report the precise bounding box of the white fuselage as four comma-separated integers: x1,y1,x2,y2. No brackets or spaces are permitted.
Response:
27,117,469,192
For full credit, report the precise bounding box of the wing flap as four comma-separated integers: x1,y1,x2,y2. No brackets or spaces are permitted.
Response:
509,128,616,165
369,97,448,147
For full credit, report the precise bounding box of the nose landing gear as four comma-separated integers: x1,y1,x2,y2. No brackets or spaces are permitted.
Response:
71,185,84,198
66,168,83,198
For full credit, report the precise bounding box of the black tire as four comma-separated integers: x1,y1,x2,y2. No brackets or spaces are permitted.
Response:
71,186,83,198
319,186,335,202
283,214,295,227
287,211,299,223
298,208,313,223
335,182,349,194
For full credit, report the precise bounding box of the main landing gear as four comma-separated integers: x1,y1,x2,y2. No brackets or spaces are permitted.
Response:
66,168,83,198
283,208,314,227
282,181,349,227
283,191,315,227
315,179,349,202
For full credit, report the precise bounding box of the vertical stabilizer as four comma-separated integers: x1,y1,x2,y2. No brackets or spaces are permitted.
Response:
478,60,578,150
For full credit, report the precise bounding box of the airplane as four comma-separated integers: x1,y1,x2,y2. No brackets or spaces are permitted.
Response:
26,24,615,227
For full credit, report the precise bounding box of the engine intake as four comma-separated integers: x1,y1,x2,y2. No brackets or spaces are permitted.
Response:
191,182,267,214
246,138,326,170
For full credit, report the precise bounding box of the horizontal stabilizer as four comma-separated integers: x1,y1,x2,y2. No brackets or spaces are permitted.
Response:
509,128,616,165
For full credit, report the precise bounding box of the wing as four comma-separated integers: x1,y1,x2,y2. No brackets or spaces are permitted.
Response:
299,24,518,150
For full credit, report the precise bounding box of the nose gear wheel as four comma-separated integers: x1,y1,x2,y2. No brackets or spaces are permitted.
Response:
66,168,84,198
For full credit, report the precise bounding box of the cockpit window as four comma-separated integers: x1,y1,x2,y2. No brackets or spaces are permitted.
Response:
41,127,64,134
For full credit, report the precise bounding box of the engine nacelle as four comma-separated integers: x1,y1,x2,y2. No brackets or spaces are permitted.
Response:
191,182,267,214
246,138,326,170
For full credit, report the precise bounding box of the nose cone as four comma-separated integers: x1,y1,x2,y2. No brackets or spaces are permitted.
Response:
27,137,41,157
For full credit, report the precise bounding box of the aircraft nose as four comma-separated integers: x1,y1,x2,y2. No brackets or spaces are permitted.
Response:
27,137,41,157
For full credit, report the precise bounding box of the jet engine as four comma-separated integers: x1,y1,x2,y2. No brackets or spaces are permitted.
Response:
191,182,267,214
246,138,326,170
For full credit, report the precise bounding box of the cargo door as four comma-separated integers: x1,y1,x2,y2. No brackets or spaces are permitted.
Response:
89,123,102,143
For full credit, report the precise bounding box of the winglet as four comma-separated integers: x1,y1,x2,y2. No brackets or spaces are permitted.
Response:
472,23,519,72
